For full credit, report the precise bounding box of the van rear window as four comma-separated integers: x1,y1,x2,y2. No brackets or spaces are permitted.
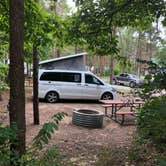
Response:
40,72,81,83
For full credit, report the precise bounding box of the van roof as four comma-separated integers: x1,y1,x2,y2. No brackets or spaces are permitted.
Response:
39,52,87,65
39,69,91,74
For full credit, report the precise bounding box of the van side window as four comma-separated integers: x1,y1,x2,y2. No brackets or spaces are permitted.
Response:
40,72,61,81
61,73,81,83
40,72,81,83
85,74,103,85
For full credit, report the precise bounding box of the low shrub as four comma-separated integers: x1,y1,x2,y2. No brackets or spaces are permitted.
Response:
137,96,166,148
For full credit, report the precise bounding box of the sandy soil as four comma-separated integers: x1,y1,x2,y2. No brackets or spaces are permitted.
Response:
0,90,136,165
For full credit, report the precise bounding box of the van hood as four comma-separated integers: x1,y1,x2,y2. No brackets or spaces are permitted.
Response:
106,84,117,93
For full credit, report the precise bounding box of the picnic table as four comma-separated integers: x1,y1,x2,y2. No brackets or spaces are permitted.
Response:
100,99,144,124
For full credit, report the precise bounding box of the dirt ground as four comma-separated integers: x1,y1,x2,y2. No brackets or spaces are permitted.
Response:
0,89,136,165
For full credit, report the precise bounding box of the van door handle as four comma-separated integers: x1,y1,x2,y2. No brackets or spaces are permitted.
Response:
77,83,81,86
48,81,51,83
85,84,88,86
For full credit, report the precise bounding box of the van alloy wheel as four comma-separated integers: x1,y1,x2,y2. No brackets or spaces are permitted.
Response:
101,93,113,100
46,92,58,103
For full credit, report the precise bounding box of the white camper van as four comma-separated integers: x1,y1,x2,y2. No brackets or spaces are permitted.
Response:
38,69,116,103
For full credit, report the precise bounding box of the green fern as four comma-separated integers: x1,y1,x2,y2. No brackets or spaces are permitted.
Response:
33,112,67,150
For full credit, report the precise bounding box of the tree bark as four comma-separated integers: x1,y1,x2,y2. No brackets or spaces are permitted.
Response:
109,27,116,84
136,32,142,77
9,0,26,161
33,45,39,125
109,56,114,84
75,44,78,54
32,0,40,125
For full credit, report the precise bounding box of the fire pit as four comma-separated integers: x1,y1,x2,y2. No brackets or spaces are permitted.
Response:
72,109,104,128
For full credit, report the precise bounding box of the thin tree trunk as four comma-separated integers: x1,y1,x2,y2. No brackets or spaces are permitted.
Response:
33,45,39,125
149,31,152,61
109,56,114,84
109,27,116,84
54,1,61,58
26,63,29,77
9,0,26,161
136,32,142,77
32,0,40,125
118,29,125,73
75,44,78,54
57,49,60,57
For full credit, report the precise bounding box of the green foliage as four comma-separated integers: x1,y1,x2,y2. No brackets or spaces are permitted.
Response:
136,63,166,148
21,146,64,166
158,158,166,166
0,112,67,165
138,64,166,101
36,146,63,166
155,45,166,67
0,63,9,99
137,96,166,147
69,0,166,57
0,124,17,166
0,0,65,63
33,112,67,150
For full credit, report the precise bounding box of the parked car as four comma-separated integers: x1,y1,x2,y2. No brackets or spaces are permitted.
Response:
113,73,143,88
39,69,116,103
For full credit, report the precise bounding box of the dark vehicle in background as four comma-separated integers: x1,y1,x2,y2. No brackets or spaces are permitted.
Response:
113,73,143,88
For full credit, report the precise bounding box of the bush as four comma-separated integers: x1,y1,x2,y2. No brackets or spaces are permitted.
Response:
137,96,166,147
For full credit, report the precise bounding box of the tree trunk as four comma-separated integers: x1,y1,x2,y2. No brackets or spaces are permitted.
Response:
109,27,116,84
136,32,142,77
57,49,60,57
33,45,39,125
9,0,26,161
75,44,78,54
109,56,114,84
32,0,40,125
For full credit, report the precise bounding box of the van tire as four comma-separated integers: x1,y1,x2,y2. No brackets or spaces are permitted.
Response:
45,91,59,103
101,92,113,100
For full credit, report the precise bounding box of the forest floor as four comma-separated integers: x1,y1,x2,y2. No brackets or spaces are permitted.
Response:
0,87,137,166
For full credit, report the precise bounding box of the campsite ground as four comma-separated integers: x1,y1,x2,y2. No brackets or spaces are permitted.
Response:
0,87,137,165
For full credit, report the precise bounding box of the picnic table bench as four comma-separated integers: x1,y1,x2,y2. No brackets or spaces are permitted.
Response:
100,99,144,125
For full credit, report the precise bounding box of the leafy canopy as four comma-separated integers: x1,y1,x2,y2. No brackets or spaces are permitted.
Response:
69,0,166,55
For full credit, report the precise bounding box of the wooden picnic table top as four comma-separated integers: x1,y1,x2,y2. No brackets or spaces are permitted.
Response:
99,99,144,105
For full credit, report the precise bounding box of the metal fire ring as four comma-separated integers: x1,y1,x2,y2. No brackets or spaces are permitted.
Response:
72,109,104,128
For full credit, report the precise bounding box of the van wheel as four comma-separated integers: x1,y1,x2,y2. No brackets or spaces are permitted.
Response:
45,91,59,103
101,93,113,100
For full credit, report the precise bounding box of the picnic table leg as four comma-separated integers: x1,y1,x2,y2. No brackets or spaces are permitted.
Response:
111,104,114,117
114,104,117,120
120,114,125,125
